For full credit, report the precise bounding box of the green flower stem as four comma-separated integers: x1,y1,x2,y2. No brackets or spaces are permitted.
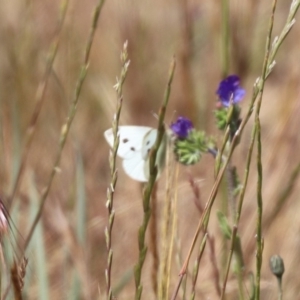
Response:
277,277,283,300
225,148,245,299
216,104,243,297
133,58,176,300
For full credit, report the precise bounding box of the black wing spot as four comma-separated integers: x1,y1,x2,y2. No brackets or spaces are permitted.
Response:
130,147,136,151
146,140,150,145
122,138,129,143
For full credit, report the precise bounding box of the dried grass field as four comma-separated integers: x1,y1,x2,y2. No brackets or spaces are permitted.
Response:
0,0,300,299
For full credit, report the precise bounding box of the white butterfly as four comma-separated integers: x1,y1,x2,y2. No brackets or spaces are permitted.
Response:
104,126,166,182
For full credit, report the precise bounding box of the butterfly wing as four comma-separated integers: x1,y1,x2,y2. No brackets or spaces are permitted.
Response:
104,126,153,159
141,129,158,159
104,126,166,182
122,154,149,182
142,131,167,179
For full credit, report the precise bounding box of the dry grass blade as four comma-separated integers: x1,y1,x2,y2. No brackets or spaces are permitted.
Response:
158,157,179,299
10,258,27,300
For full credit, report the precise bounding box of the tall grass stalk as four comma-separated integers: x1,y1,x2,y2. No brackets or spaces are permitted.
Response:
8,0,69,210
149,183,159,296
133,58,176,300
190,233,207,300
167,165,180,297
105,41,130,300
158,146,178,299
254,0,278,297
220,225,237,300
3,0,106,297
188,178,220,298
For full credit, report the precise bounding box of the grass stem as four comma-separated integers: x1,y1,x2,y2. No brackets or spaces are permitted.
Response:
105,41,129,300
133,58,176,300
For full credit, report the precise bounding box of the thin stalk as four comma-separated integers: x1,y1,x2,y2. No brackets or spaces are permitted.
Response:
166,164,180,298
133,58,176,300
220,226,237,300
277,277,283,300
254,0,277,298
8,0,69,211
171,274,184,300
158,146,177,300
105,42,129,300
190,234,208,300
254,109,263,300
149,183,159,296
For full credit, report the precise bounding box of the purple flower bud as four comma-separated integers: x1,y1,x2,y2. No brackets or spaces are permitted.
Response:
216,75,246,107
170,116,193,138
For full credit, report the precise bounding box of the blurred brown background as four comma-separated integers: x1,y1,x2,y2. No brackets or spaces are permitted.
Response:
0,0,300,299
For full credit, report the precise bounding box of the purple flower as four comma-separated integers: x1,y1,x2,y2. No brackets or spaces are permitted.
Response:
216,75,245,107
170,116,193,138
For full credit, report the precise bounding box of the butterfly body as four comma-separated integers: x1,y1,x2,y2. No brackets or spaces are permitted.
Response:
104,126,166,182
